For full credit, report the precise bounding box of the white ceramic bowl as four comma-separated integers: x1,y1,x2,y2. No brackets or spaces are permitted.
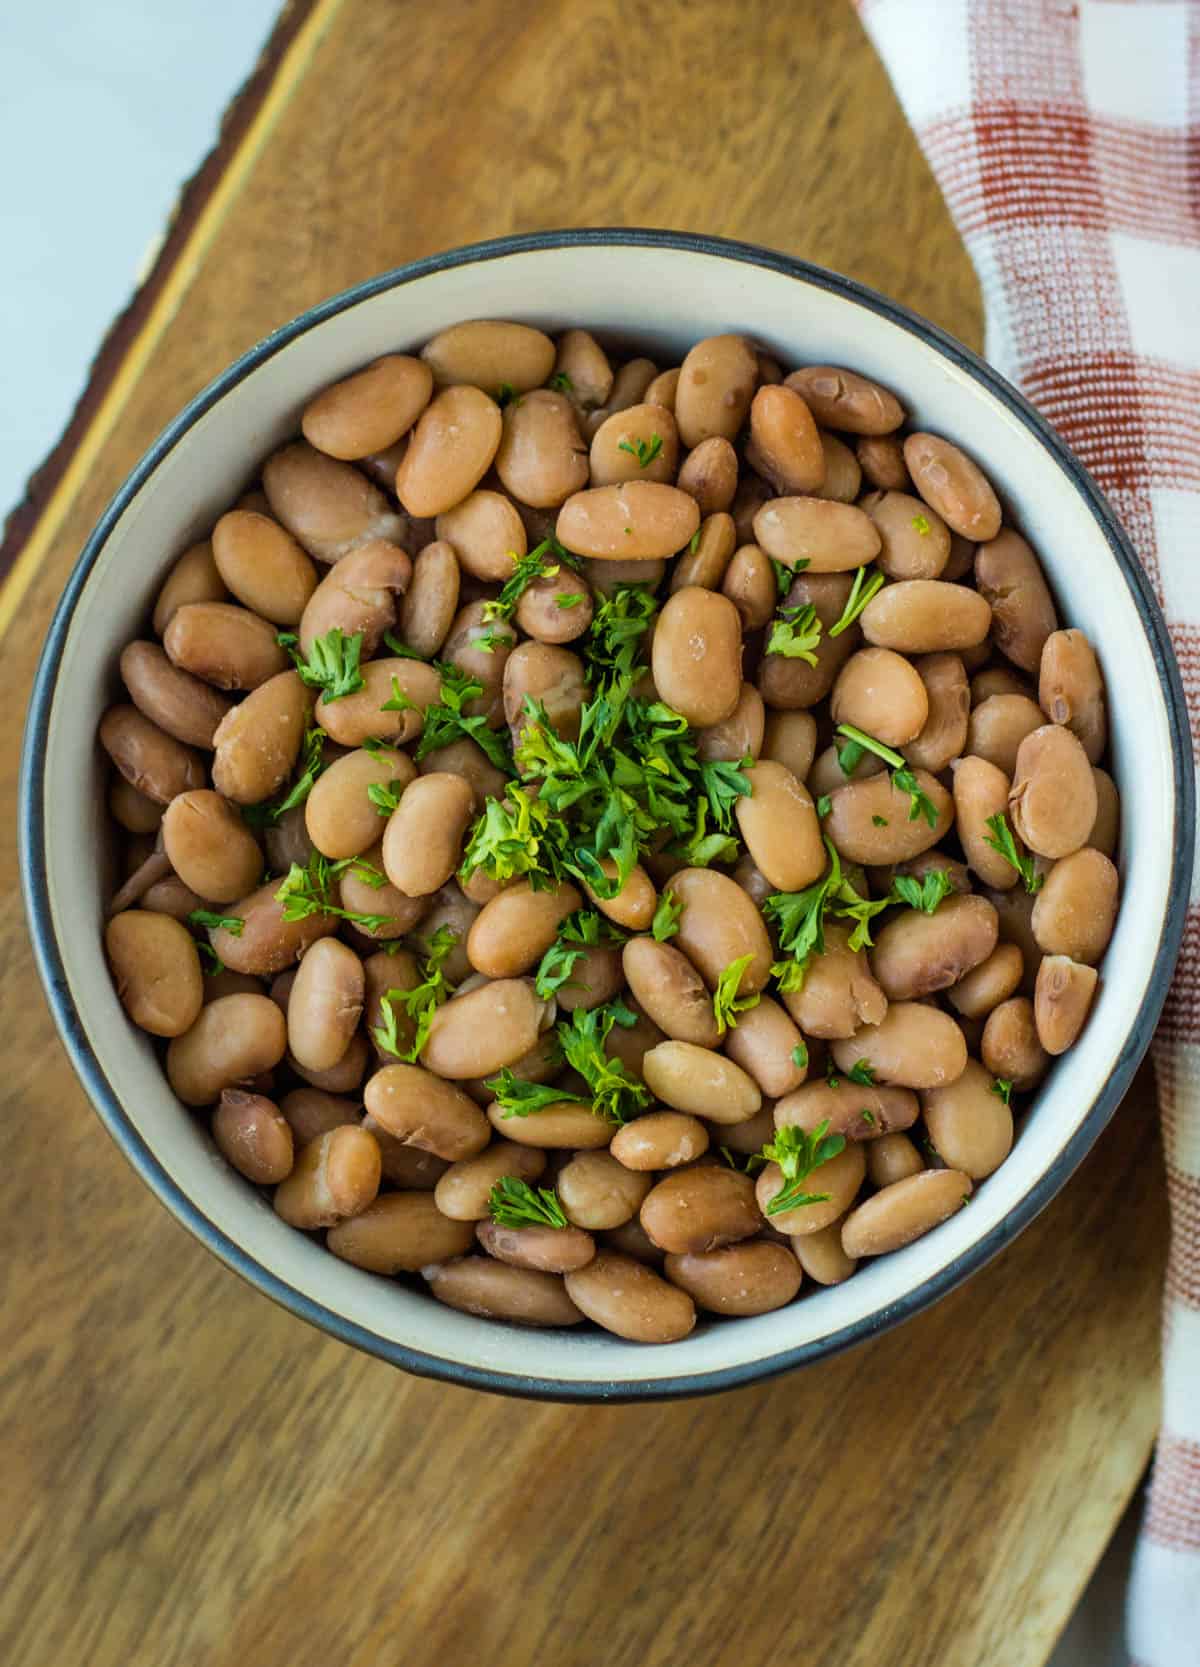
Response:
21,231,1192,1400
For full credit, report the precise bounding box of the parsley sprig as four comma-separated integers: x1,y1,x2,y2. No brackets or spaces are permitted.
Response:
712,954,761,1038
892,868,956,913
991,1077,1014,1106
767,602,822,664
278,627,365,703
414,663,515,775
373,926,459,1061
481,536,581,624
651,889,683,942
534,910,626,999
984,813,1044,894
828,566,885,638
242,724,328,827
487,1000,649,1126
488,1176,569,1230
188,909,244,934
834,723,939,828
765,839,892,988
760,1120,847,1217
618,433,663,469
274,850,393,933
460,785,559,887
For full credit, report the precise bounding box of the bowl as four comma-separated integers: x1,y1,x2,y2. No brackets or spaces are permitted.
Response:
20,229,1193,1401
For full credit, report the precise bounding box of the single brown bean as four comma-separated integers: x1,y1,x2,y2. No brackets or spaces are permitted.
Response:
421,319,556,394
441,598,515,724
99,705,205,805
1031,847,1118,964
610,1112,710,1171
288,1027,369,1094
316,657,442,749
761,710,818,782
436,489,527,581
119,641,233,749
712,1102,775,1158
745,383,824,493
904,433,1002,541
1087,767,1120,857
1039,628,1107,763
900,653,969,774
304,745,416,859
280,1087,359,1145
953,756,1020,889
565,1251,695,1341
589,403,679,486
948,941,1025,1019
832,647,929,747
733,760,824,891
824,770,952,865
493,388,590,507
974,530,1058,674
831,1002,967,1089
556,481,700,561
860,579,992,654
670,510,737,593
792,1219,858,1285
263,440,405,563
363,1061,491,1160
211,671,312,806
212,1090,294,1185
395,385,504,518
810,431,862,504
753,497,881,572
650,585,742,728
163,601,289,691
152,540,225,635
160,790,263,902
467,880,581,978
362,1118,449,1188
109,777,164,835
643,366,680,410
756,1141,866,1235
622,937,720,1048
856,434,911,492
982,996,1049,1089
600,358,660,420
1035,955,1098,1054
772,1079,918,1142
337,841,427,939
166,993,288,1105
965,693,1046,777
721,543,777,632
558,1151,651,1231
286,939,364,1073
640,1166,760,1254
697,682,765,764
922,1058,1013,1179
1009,724,1097,859
137,873,206,922
642,1041,762,1121
665,1241,801,1316
723,996,807,1098
757,571,860,709
274,1126,381,1230
476,1217,596,1274
378,772,473,898
780,922,887,1039
576,863,656,934
972,666,1035,704
486,1098,614,1149
864,491,951,580
420,738,510,815
670,867,774,993
514,568,594,644
553,329,613,409
503,641,588,745
434,1142,548,1220
297,539,412,657
675,333,758,447
428,1258,584,1326
554,942,625,1013
409,887,479,983
871,894,998,1000
785,365,904,435
105,909,203,1036
302,354,433,459
676,436,739,514
211,510,319,626
865,1133,924,1189
208,880,339,975
329,1191,475,1272
397,539,460,658
841,1169,971,1257
423,979,550,1078
807,743,887,801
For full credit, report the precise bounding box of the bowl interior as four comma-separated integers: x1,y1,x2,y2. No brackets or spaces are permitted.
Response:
27,236,1183,1395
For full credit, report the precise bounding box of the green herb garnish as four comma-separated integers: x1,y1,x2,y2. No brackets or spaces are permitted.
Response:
791,1042,809,1070
548,371,573,394
828,566,885,637
760,1120,847,1217
373,926,459,1061
912,513,931,536
367,780,406,816
481,536,580,624
189,909,244,934
278,627,365,703
984,813,1044,895
533,910,625,999
488,1176,569,1229
892,868,956,914
834,723,939,829
487,1000,648,1126
618,433,663,469
651,889,683,942
274,851,394,933
991,1077,1014,1106
712,954,761,1038
556,593,584,610
415,663,515,775
497,381,518,406
767,602,822,664
846,1058,876,1085
769,557,793,598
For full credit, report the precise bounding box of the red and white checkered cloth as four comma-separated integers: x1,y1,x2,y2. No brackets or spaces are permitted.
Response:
855,2,1199,1661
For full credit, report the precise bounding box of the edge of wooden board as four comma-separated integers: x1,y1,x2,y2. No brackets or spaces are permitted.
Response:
0,0,344,642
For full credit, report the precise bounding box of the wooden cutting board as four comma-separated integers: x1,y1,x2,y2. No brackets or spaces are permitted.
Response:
0,3,1166,1664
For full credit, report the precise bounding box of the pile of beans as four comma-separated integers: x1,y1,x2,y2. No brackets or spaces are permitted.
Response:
99,319,1120,1344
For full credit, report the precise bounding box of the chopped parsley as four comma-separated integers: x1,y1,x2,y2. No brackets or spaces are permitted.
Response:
488,1176,569,1230
912,513,932,536
834,723,939,828
481,536,580,624
984,812,1044,894
892,867,956,914
414,663,515,775
767,602,822,664
769,557,794,598
991,1077,1014,1106
367,779,406,816
188,909,244,934
277,627,365,703
846,1058,876,1085
547,371,573,394
373,926,459,1061
487,1000,648,1126
618,433,664,469
712,954,761,1038
791,1042,809,1070
828,566,885,638
241,724,329,828
533,910,625,999
651,889,683,942
760,1120,846,1217
274,851,394,933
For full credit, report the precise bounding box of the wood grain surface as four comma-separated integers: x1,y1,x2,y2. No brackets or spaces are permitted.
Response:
0,3,1165,1665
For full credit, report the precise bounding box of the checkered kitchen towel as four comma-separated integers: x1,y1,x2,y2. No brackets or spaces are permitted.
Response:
855,1,1199,1661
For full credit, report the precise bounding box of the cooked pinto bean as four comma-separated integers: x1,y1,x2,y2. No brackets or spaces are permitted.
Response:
565,1251,695,1341
1009,724,1097,858
211,671,312,806
974,531,1058,673
812,432,862,503
757,569,861,709
832,647,929,747
363,1062,490,1160
398,539,460,658
161,789,264,902
642,1041,762,1122
772,1079,918,1142
99,705,206,805
287,939,364,1073
860,579,991,654
559,1151,651,1230
421,319,556,394
166,993,288,1105
153,540,225,634
785,365,904,434
665,1242,802,1315
748,384,824,493
841,1169,972,1257
721,542,777,631
756,1142,866,1235
831,1002,967,1089
305,745,416,859
557,481,700,562
487,1098,614,1149
864,1133,923,1189
761,709,818,781
780,922,887,1039
428,1259,584,1327
902,653,969,773
856,434,911,491
676,436,740,514
396,385,504,517
651,586,742,727
1039,628,1107,763
622,937,720,1048
723,996,807,1098
792,1220,858,1285
298,538,412,656
212,1089,294,1185
864,491,951,580
212,510,319,626
903,433,1002,541
120,641,233,748
302,354,433,460
423,979,550,1079
675,334,758,447
953,756,1020,889
1088,768,1120,857
697,682,765,763
981,996,1049,1090
824,770,953,865
671,510,736,593
554,329,613,410
330,1192,475,1272
1031,848,1119,963
965,693,1045,777
467,879,581,978
753,497,881,572
381,772,474,896
434,1141,548,1219
476,1218,597,1274
105,909,204,1036
922,1058,1013,1179
1035,956,1099,1054
263,440,405,563
870,894,998,1000
640,1166,760,1254
590,403,679,486
734,761,824,891
947,941,1025,1019
610,1112,710,1171
274,1126,381,1230
670,867,773,993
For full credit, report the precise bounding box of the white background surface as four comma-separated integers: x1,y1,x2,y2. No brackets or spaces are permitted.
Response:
0,5,1138,1659
0,0,279,524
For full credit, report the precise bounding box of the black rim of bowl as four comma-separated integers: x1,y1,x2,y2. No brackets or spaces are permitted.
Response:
19,228,1194,1402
